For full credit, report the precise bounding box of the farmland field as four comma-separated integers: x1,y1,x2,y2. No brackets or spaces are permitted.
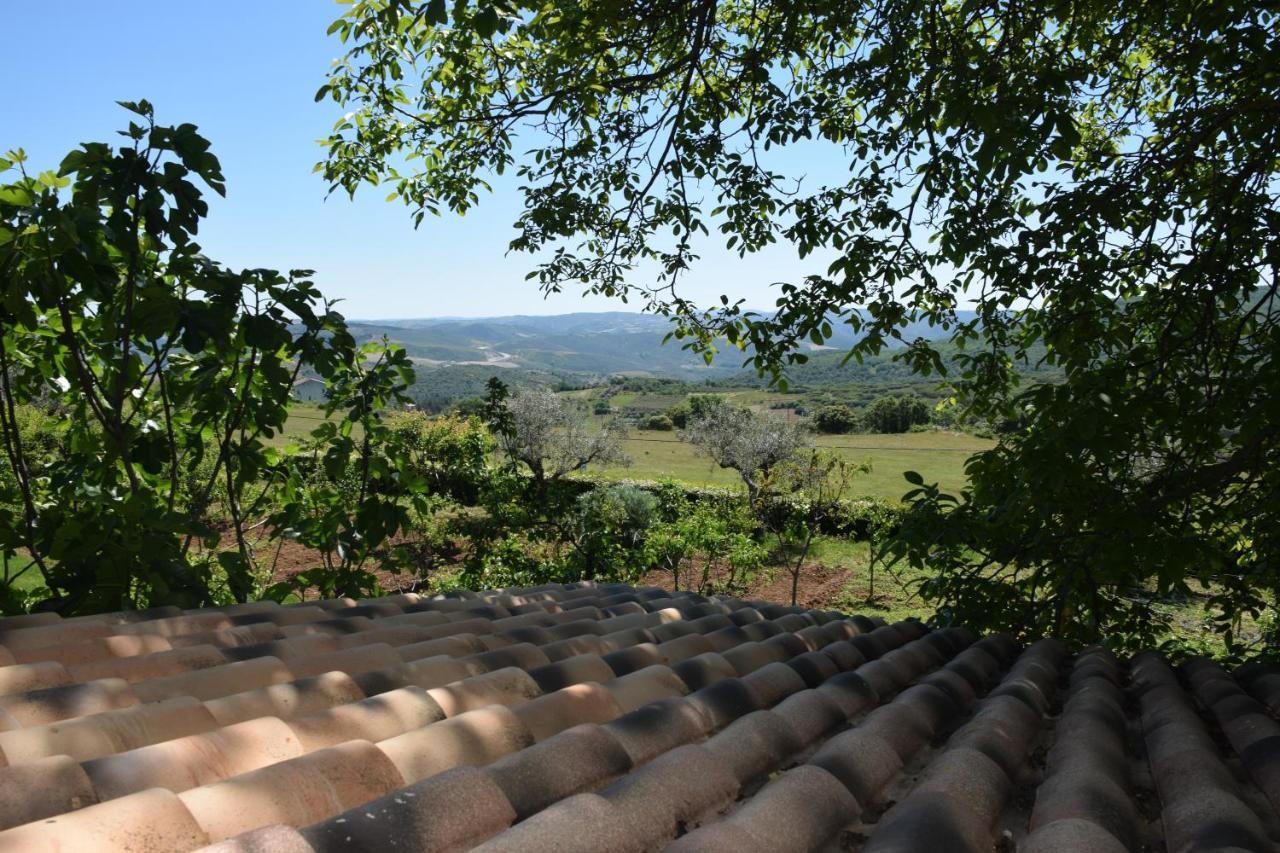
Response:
268,402,361,448
599,429,992,500
275,401,992,499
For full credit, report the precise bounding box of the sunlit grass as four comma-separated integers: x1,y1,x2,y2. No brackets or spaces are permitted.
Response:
596,429,991,501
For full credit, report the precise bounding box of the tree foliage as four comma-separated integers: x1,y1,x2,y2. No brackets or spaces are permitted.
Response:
812,404,858,435
761,449,866,605
0,106,418,612
862,396,931,434
564,484,657,582
688,404,806,504
497,387,629,489
319,0,1280,646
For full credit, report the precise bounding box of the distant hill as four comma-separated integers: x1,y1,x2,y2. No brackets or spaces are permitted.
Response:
349,312,730,378
344,310,1003,406
350,310,978,372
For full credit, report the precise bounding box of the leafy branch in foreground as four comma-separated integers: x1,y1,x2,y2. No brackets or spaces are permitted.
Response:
0,104,415,613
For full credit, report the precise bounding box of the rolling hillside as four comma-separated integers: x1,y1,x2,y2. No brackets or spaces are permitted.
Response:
347,310,998,399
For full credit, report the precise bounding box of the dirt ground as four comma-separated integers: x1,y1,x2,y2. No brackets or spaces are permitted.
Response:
254,533,442,597
638,557,853,610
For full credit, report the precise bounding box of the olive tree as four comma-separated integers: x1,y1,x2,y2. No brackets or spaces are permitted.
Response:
318,1,1280,647
689,405,806,505
499,387,628,493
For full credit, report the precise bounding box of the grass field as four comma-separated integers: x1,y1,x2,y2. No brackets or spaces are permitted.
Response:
273,401,990,500
267,402,357,448
599,429,991,500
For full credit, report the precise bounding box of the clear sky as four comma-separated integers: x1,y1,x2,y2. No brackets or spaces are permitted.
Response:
1,0,842,320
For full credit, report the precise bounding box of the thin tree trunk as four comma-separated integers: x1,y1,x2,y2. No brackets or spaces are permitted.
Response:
790,529,815,606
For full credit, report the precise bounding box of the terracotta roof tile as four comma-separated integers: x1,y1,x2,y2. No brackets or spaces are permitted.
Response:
0,660,73,695
527,652,615,692
0,753,98,830
67,645,229,684
703,709,803,787
691,764,857,853
511,682,624,742
605,664,689,713
81,715,304,801
486,723,632,819
468,791,632,853
0,677,139,726
132,656,294,704
286,686,445,751
178,738,404,843
300,766,516,852
0,581,1277,852
0,695,217,764
203,672,366,728
600,743,739,848
602,696,711,766
376,705,534,784
0,786,209,852
426,666,542,716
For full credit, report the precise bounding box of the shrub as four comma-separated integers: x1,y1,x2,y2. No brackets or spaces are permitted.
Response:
812,405,858,434
862,396,932,433
649,499,764,595
641,414,674,431
667,393,726,428
386,412,494,504
564,484,657,582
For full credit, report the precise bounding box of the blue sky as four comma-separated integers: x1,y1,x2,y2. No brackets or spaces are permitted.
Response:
1,0,843,320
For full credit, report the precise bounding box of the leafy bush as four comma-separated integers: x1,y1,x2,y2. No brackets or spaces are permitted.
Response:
649,498,764,596
564,484,657,582
862,396,931,434
263,342,425,601
386,412,494,504
667,393,727,429
758,450,867,604
812,404,858,434
641,414,674,431
0,105,420,613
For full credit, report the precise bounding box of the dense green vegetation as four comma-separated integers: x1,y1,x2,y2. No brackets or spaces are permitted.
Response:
0,112,433,611
0,121,916,617
321,0,1279,652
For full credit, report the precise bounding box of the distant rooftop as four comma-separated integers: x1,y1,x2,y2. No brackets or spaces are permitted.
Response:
0,583,1275,851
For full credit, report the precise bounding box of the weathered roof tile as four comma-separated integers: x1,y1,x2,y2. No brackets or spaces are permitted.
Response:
0,581,1275,853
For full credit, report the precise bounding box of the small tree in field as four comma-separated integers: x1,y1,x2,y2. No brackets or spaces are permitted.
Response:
762,450,866,606
688,405,806,505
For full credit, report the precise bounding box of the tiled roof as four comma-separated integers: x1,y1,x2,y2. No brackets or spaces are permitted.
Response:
0,585,1277,851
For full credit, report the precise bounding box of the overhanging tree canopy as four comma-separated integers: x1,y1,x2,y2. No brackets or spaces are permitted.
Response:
318,0,1279,648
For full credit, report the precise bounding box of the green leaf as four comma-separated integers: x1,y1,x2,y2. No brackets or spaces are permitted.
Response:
474,5,498,37
0,186,34,206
